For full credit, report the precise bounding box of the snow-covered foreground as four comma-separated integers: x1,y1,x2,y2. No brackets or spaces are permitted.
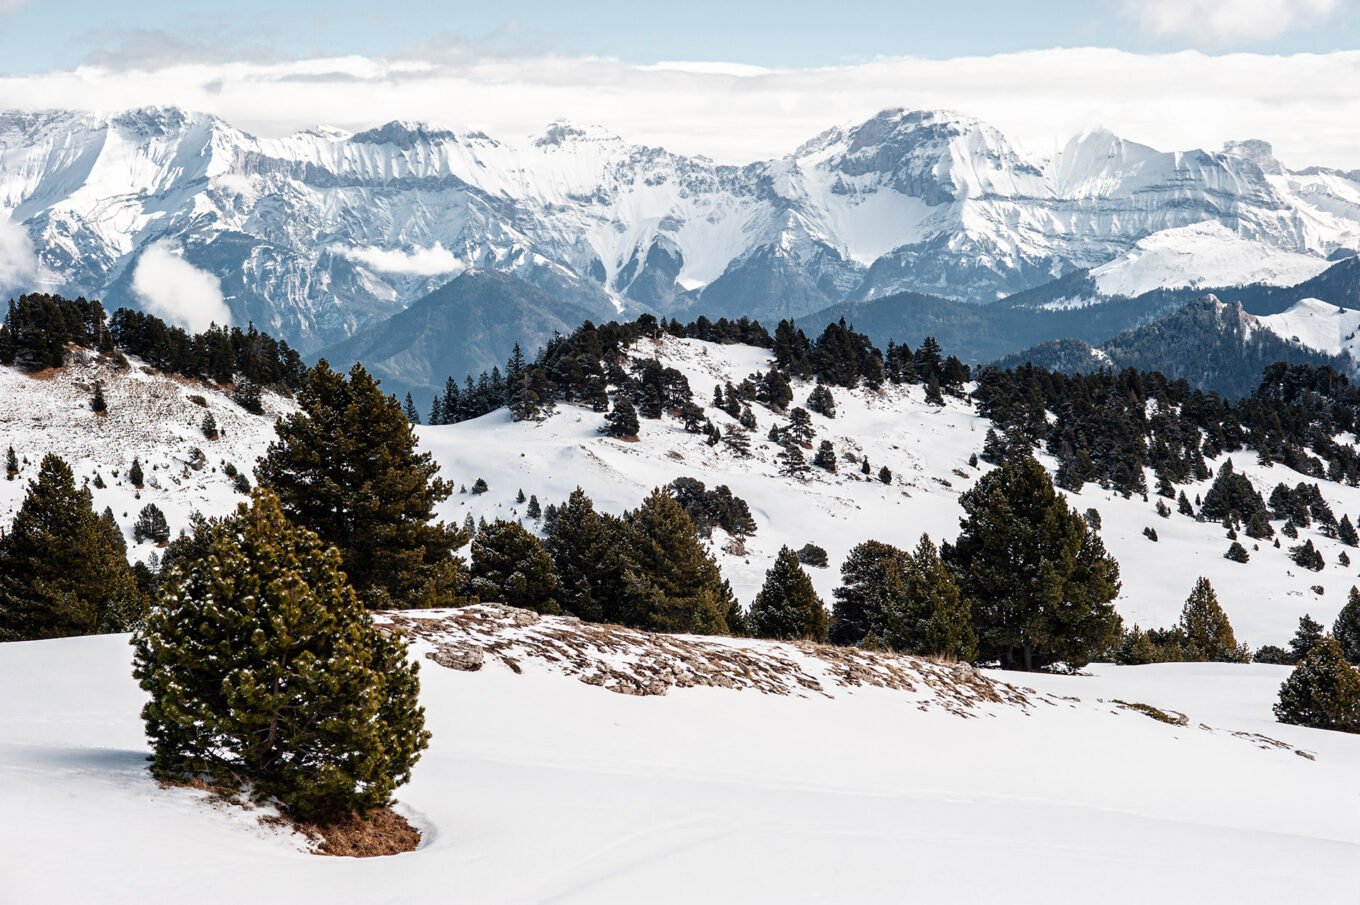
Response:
2,617,1358,904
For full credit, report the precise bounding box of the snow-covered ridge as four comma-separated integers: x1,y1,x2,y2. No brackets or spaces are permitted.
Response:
2,106,1358,351
1253,298,1360,361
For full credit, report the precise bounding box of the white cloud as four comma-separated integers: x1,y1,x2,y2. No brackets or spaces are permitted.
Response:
0,213,39,294
332,242,464,277
0,0,29,12
1124,0,1341,43
3,48,1360,168
131,240,231,332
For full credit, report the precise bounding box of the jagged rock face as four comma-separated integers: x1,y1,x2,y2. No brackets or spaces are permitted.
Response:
3,106,1359,351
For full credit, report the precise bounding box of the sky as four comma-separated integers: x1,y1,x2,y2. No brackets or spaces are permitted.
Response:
0,0,1358,167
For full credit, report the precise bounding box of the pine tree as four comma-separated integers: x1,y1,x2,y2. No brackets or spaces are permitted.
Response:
133,503,171,545
0,453,145,640
1113,626,1162,665
947,456,1123,670
1177,491,1193,516
1225,541,1250,563
778,444,809,478
255,361,467,609
891,534,977,661
1289,614,1326,664
722,425,752,458
526,495,542,520
201,411,218,440
786,407,815,446
469,520,560,613
1291,539,1325,571
90,380,107,414
129,456,144,488
1340,514,1359,547
403,393,421,425
619,488,730,634
601,396,640,439
813,440,837,473
861,458,871,475
543,488,630,623
878,465,892,485
471,477,488,494
5,445,16,481
924,375,945,406
1178,577,1248,662
831,540,910,646
1274,637,1360,733
806,384,836,418
1333,587,1360,665
748,546,828,641
132,489,431,822
515,488,527,504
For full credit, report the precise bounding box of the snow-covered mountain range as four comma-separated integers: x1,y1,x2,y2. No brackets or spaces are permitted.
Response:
4,107,1360,357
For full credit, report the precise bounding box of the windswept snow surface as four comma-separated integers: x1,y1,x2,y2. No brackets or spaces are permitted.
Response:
1254,297,1360,361
1090,221,1332,299
1,625,1358,903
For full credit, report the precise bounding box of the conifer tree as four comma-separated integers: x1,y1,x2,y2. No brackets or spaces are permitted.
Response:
1291,539,1325,571
129,456,144,488
947,456,1122,670
1177,491,1193,516
892,534,977,661
255,360,466,609
878,465,892,484
778,444,809,478
813,440,837,473
1289,614,1326,663
831,540,910,645
924,375,945,406
403,393,421,425
748,546,828,641
0,453,145,640
722,425,752,458
1333,587,1360,665
1178,577,1249,662
786,407,815,446
619,488,730,634
543,488,630,623
201,411,219,440
516,488,527,504
90,380,107,414
861,458,871,475
806,384,836,418
1340,515,1359,547
526,494,541,520
1274,637,1360,733
133,503,171,545
132,489,431,822
471,477,488,494
5,445,16,480
1113,626,1162,665
601,396,640,439
1225,541,1250,563
469,519,560,613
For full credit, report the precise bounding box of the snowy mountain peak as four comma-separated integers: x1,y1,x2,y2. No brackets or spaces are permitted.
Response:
532,121,624,148
349,120,460,148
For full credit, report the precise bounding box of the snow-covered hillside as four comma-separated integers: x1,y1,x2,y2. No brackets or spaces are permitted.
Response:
2,610,1357,903
1255,297,1360,361
2,107,1356,350
0,348,291,556
1090,221,1332,299
426,334,1360,649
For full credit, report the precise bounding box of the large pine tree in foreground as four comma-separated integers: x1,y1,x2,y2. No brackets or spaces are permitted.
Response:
1274,637,1360,733
1178,577,1249,663
256,360,466,608
133,489,430,823
0,453,144,640
619,488,732,634
947,456,1122,670
469,519,560,613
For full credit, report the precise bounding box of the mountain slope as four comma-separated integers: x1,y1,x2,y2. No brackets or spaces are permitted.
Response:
317,269,598,401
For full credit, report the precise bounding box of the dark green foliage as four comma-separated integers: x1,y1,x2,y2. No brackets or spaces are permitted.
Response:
232,472,251,494
132,490,430,823
757,369,793,411
946,456,1122,670
403,393,421,424
469,520,559,613
748,546,828,642
526,495,541,520
231,380,264,415
1333,587,1360,665
201,411,218,440
1339,514,1359,547
1142,526,1158,542
806,384,835,418
1291,539,1325,572
1112,626,1162,665
1274,637,1360,733
1253,644,1292,665
778,444,809,477
878,465,892,485
0,454,145,640
1225,541,1250,563
601,396,640,439
1200,461,1269,527
0,294,112,370
861,458,871,475
255,360,467,609
785,407,815,446
667,477,757,538
107,308,304,389
721,425,751,457
515,488,526,504
1177,491,1193,516
1289,614,1327,663
5,445,16,480
832,540,910,646
796,543,829,568
129,456,144,488
90,381,107,414
1083,508,1102,531
924,375,945,406
1155,500,1170,518
543,488,631,623
617,488,732,634
1178,577,1249,662
133,503,170,545
813,440,837,473
471,478,488,494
